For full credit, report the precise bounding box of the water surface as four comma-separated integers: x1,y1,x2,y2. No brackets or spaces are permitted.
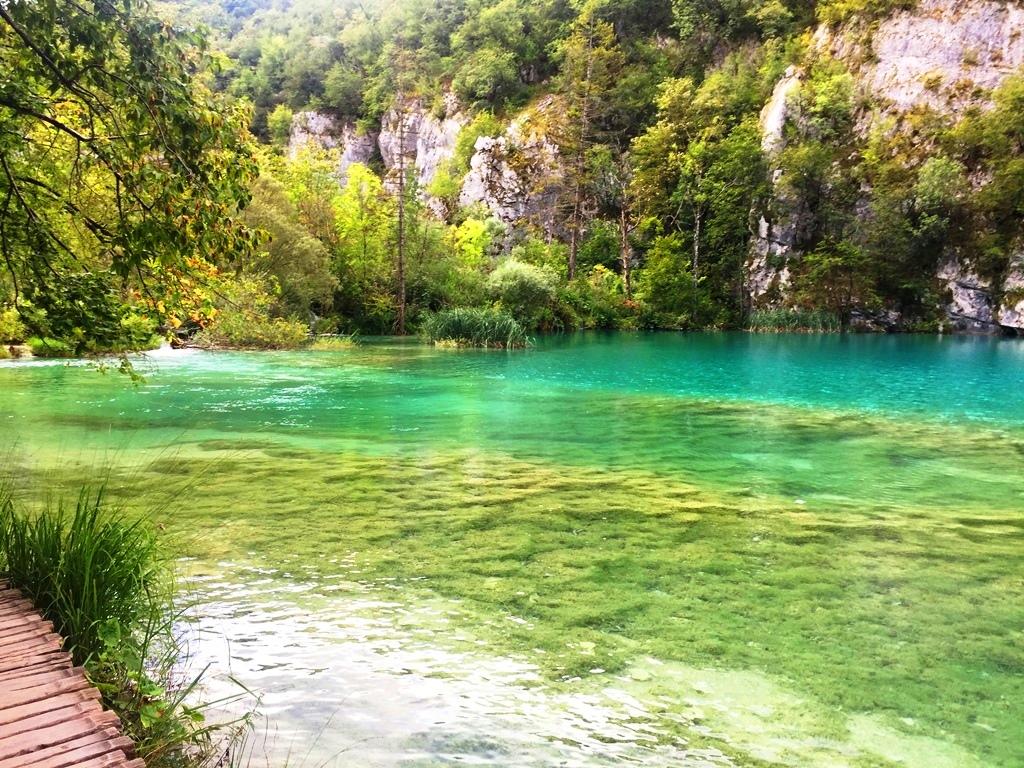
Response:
1,333,1022,767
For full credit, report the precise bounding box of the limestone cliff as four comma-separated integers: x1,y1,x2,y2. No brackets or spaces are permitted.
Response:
459,96,562,229
749,0,1024,333
288,94,562,231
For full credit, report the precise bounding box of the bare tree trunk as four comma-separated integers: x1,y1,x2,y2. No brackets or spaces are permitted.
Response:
396,106,406,336
619,203,632,300
692,205,701,322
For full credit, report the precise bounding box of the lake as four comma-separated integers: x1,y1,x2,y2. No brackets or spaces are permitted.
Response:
1,332,1022,767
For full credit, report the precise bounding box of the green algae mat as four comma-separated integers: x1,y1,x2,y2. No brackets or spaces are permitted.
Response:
1,333,1022,767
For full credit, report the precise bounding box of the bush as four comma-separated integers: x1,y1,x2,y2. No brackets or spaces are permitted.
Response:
748,308,842,332
27,336,75,357
422,308,528,348
191,310,309,350
0,307,26,342
486,259,558,330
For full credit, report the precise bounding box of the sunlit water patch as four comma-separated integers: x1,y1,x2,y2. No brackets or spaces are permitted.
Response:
1,333,1022,767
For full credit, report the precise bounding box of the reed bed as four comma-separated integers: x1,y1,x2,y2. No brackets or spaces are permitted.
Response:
748,308,842,333
422,308,529,348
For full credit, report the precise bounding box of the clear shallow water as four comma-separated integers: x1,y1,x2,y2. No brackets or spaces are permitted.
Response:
1,333,1022,767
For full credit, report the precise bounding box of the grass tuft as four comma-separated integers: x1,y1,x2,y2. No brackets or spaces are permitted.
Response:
748,308,842,333
422,308,529,348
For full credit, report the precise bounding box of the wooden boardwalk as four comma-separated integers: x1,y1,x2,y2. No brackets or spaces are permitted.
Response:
0,581,144,768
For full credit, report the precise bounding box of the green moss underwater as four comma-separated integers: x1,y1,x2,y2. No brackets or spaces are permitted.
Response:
2,335,1022,766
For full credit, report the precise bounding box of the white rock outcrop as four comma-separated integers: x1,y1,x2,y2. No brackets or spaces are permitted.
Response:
378,96,469,196
459,96,562,229
830,0,1024,117
287,111,378,182
937,259,995,332
996,253,1024,330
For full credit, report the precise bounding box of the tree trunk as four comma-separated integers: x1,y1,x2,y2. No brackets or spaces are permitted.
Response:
619,203,632,300
692,205,701,322
396,109,406,336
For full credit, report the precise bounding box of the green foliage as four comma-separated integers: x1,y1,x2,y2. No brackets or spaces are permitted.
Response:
422,307,528,347
0,0,260,350
267,104,295,147
0,307,26,343
486,259,558,329
748,307,842,332
0,489,161,665
563,265,637,329
191,277,310,349
26,337,75,358
633,233,700,328
796,237,879,325
817,0,915,26
241,175,339,315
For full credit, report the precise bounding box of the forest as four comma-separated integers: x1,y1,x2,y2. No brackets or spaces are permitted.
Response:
1,0,1023,354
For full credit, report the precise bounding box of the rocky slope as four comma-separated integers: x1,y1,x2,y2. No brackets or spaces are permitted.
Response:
288,94,562,226
749,0,1024,333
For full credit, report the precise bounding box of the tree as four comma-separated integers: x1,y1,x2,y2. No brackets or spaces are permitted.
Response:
554,3,625,280
0,0,259,349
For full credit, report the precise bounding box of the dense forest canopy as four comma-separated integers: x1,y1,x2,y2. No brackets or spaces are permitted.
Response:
2,0,1022,351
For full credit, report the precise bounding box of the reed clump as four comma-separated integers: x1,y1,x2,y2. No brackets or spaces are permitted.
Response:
748,308,841,333
422,308,529,348
0,486,252,768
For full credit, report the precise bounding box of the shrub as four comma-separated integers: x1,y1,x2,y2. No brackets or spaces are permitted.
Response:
191,311,309,350
486,259,558,329
748,308,842,332
422,308,528,348
27,336,75,357
0,307,26,342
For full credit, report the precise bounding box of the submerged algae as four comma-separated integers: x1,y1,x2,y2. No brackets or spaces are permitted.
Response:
1,335,1022,766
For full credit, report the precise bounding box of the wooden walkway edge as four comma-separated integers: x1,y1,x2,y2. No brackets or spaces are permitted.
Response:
0,581,145,768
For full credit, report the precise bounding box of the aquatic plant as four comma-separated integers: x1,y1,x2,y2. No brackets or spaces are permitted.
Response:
0,486,253,768
422,308,529,348
748,308,842,332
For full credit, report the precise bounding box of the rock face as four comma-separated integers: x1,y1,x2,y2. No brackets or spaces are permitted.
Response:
748,0,1024,332
831,0,1024,118
747,67,804,303
996,254,1024,332
937,258,995,332
459,96,562,229
289,96,471,213
378,94,469,197
288,111,378,181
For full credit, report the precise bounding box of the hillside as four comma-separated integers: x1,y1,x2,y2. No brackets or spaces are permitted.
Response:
182,0,1023,335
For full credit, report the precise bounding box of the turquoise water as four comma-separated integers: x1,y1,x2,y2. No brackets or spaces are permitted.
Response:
1,333,1022,767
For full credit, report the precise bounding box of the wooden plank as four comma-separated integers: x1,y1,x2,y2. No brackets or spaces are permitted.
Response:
0,614,52,633
2,732,135,768
0,598,36,614
0,651,69,676
2,666,83,692
0,719,125,761
0,623,59,646
0,590,143,768
24,751,145,768
0,634,64,659
0,691,101,727
0,703,120,740
0,676,94,710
